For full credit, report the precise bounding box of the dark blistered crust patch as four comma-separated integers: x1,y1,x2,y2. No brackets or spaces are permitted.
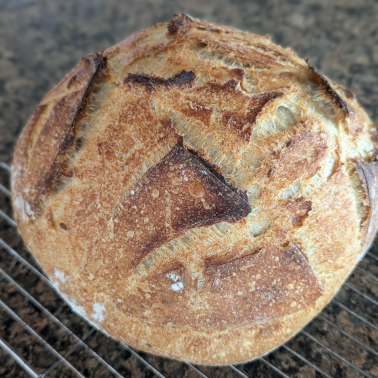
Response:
124,70,196,91
86,144,251,274
285,197,312,226
119,242,323,329
222,91,284,141
355,157,378,252
12,52,103,220
306,59,349,117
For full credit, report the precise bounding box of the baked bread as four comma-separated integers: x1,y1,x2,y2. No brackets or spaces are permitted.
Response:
11,13,378,365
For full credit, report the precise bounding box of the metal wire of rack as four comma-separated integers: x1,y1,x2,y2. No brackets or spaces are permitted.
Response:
0,161,377,377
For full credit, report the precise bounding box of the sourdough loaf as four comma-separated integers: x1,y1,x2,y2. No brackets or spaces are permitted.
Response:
11,14,378,365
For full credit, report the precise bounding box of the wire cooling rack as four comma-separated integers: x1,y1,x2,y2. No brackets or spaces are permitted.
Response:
0,161,377,377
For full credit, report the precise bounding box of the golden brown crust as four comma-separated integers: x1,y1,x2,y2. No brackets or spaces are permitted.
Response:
11,14,378,365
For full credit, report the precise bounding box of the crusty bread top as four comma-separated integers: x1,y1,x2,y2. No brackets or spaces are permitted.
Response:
11,14,378,365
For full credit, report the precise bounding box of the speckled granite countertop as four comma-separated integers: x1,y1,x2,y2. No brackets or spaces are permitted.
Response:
0,0,378,377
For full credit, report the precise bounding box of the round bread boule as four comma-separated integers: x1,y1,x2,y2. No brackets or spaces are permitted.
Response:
11,13,378,365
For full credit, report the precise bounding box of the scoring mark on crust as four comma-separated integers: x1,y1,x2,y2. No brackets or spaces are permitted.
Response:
118,241,324,328
124,70,196,91
198,242,323,326
86,144,251,276
12,52,104,221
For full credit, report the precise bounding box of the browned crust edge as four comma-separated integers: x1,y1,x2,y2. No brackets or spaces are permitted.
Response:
355,157,378,253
